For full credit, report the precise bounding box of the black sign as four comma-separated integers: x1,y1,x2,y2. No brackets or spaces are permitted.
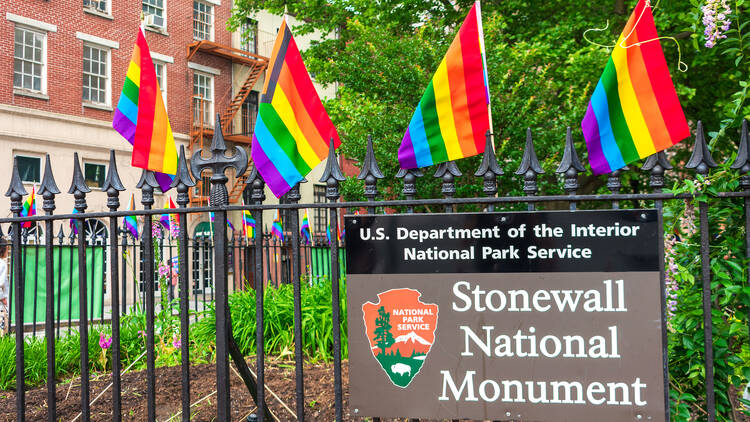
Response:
345,210,659,274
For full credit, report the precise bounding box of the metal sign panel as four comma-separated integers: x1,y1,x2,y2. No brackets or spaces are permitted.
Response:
345,210,666,422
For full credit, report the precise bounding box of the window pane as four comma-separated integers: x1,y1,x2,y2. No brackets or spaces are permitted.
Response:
84,163,106,188
17,156,41,183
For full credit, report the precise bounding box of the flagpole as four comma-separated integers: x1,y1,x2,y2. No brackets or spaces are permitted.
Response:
475,1,494,151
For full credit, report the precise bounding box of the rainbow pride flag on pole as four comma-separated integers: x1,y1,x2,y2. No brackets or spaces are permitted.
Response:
20,185,36,228
300,209,311,244
581,0,689,175
243,210,255,239
113,27,177,192
398,2,491,169
159,196,177,232
271,210,284,241
124,193,139,240
251,18,340,198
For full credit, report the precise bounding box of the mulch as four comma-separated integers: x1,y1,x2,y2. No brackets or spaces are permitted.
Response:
0,358,351,422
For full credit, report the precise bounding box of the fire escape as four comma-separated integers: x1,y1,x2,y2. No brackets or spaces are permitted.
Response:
187,40,268,205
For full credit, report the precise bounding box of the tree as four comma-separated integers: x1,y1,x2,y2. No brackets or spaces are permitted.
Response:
373,306,395,355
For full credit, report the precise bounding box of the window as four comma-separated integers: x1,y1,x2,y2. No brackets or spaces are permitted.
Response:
142,0,165,29
82,44,110,105
193,1,213,41
240,19,257,55
153,61,167,108
193,72,213,126
13,26,46,93
84,162,106,188
241,91,258,136
15,155,41,184
313,184,327,235
83,0,110,15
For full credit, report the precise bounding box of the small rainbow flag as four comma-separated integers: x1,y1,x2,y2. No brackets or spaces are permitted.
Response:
300,209,311,244
159,196,177,232
325,220,341,245
20,185,36,228
69,207,79,235
398,2,491,169
113,27,177,192
271,210,284,241
124,193,139,240
251,18,339,198
243,210,255,239
209,212,235,232
581,0,690,174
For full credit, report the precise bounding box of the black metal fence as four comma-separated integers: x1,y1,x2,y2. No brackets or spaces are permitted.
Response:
2,117,749,422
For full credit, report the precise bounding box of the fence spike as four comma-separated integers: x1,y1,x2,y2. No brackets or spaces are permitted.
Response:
136,169,161,209
515,128,545,196
357,135,384,202
396,167,423,197
434,161,462,199
641,152,672,192
686,121,718,175
170,145,196,207
102,150,125,210
555,127,585,194
246,166,267,203
286,178,307,203
474,130,503,198
39,154,61,213
57,225,65,242
68,152,91,212
731,120,750,187
5,156,27,213
191,115,248,207
320,137,345,201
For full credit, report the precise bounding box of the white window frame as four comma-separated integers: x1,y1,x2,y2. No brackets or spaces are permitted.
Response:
193,1,214,41
152,60,168,110
142,0,167,31
83,0,112,18
193,71,214,127
81,43,111,107
13,25,47,95
14,153,42,184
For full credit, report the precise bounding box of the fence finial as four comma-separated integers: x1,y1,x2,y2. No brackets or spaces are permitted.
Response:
5,156,27,214
191,115,248,207
320,137,345,200
357,135,384,202
731,120,750,189
641,151,672,191
555,127,585,194
68,152,91,212
434,161,462,198
246,166,266,204
515,128,545,196
102,150,125,210
686,121,718,175
136,169,161,209
39,154,61,213
57,225,65,242
170,145,196,207
474,130,503,198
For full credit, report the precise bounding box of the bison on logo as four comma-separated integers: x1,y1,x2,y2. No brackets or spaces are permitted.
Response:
362,288,438,388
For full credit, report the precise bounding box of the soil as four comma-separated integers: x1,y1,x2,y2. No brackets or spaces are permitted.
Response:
0,358,352,422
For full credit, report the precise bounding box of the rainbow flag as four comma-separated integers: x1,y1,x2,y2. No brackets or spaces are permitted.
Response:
251,18,339,198
20,185,36,228
69,207,79,235
124,193,139,239
300,209,311,244
159,196,177,231
209,212,235,232
271,210,284,241
243,210,255,239
325,221,341,245
113,27,177,192
581,0,689,175
398,2,490,169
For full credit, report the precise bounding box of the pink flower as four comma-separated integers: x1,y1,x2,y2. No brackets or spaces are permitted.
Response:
158,263,170,277
99,332,112,350
172,334,181,349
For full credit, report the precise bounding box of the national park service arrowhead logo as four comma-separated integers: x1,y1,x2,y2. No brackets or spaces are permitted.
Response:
362,288,438,388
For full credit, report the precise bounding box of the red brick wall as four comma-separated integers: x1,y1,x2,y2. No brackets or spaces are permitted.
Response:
0,0,236,135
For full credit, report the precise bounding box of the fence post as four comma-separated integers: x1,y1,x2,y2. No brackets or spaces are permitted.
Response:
434,161,461,213
102,150,125,422
39,154,61,422
6,157,27,422
320,138,346,422
730,120,750,335
515,128,544,211
286,181,307,422
190,116,248,421
396,168,422,214
686,121,718,422
474,130,503,212
357,135,384,215
555,127,584,211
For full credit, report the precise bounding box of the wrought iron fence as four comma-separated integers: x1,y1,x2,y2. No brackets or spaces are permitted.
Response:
1,117,749,422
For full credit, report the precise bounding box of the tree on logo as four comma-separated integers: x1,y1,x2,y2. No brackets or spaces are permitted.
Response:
373,306,395,355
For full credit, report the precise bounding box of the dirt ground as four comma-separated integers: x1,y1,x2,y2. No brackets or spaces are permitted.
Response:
0,358,351,422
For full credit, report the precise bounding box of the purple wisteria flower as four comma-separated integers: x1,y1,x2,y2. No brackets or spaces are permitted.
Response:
702,0,732,48
158,263,170,277
99,332,112,350
152,222,162,238
172,334,181,349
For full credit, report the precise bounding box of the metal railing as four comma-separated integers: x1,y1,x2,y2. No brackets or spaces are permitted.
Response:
1,117,749,422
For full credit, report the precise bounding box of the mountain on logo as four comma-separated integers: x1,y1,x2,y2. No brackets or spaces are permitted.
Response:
389,331,431,356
